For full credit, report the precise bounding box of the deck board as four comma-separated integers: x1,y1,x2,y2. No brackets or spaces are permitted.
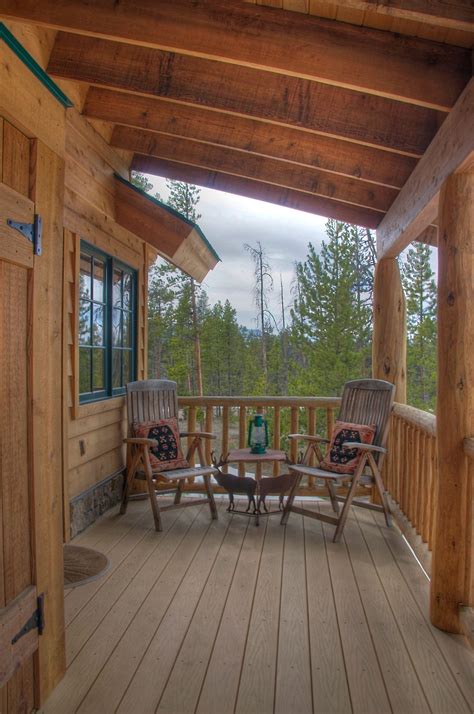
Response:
40,497,474,714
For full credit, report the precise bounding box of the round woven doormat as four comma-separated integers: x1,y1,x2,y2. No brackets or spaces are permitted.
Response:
64,544,110,588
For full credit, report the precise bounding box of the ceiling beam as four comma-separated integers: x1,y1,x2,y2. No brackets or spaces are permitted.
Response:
48,33,444,156
84,88,417,190
112,125,396,213
415,226,438,248
0,0,469,109
132,154,383,229
318,1,474,33
377,79,474,258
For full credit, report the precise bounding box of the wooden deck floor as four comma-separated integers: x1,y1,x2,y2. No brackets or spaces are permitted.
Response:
40,498,474,714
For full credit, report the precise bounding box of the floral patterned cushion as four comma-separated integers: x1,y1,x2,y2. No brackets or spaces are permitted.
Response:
133,418,189,472
320,420,376,475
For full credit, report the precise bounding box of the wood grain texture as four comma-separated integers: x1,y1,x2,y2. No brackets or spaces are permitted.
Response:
133,155,384,228
40,496,474,713
29,140,66,703
85,88,417,189
5,0,471,107
0,181,34,269
372,258,407,402
1,121,30,197
113,126,398,212
377,78,474,258
431,169,474,632
275,513,313,714
49,32,446,157
306,0,474,32
357,508,472,713
196,521,267,714
41,506,203,713
0,40,66,157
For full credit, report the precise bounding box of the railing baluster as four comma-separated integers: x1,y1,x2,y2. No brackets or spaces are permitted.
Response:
326,407,334,440
273,407,281,476
205,405,213,466
428,436,436,550
187,405,196,467
307,407,316,486
222,405,229,474
290,407,298,464
239,404,246,477
412,428,420,532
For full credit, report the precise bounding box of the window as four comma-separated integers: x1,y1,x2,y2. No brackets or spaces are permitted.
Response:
79,242,136,402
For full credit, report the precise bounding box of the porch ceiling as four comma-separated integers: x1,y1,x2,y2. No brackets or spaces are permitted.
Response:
2,0,472,231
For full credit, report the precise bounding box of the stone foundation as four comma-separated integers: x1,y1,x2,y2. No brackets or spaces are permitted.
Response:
69,470,125,539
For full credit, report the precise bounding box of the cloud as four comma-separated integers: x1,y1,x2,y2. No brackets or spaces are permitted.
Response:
148,175,328,327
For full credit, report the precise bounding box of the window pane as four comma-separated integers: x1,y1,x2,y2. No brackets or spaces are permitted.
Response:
93,258,105,303
92,305,104,346
123,350,131,384
112,308,122,346
112,349,122,388
123,273,132,310
92,349,105,391
79,303,91,345
123,312,132,347
113,268,123,308
79,347,91,394
80,253,92,300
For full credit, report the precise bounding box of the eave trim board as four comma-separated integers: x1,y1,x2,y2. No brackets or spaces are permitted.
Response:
0,22,73,107
115,173,220,262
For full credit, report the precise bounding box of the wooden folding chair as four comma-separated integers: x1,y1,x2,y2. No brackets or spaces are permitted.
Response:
120,379,218,531
281,379,395,542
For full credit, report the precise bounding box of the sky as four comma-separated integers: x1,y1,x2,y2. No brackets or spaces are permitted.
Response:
147,174,328,328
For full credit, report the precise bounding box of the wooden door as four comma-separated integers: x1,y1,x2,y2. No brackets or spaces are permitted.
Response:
0,119,44,713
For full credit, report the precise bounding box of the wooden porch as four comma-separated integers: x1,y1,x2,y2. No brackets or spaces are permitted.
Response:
41,496,474,714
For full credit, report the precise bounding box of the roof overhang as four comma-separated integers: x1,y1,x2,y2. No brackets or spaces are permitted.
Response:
114,174,220,282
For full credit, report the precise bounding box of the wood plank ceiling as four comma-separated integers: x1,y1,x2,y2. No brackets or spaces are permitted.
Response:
1,0,472,229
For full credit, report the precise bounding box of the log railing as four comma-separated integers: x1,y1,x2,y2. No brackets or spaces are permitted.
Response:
178,396,340,495
383,403,437,574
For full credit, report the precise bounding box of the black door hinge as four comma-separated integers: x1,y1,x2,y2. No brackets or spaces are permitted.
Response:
7,215,42,256
11,593,45,645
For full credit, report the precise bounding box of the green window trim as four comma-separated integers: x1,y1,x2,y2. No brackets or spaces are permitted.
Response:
79,241,137,404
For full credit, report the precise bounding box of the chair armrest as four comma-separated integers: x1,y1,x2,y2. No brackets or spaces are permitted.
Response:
287,433,330,444
180,431,216,440
342,442,387,454
123,437,158,447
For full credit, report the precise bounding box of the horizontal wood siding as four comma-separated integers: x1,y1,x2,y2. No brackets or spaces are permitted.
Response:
61,109,150,532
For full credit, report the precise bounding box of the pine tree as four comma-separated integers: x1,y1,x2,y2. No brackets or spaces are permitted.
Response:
402,243,437,409
290,220,373,395
166,181,204,395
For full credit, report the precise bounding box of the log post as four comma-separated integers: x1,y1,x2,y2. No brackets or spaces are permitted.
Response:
372,257,407,504
372,258,407,402
431,169,474,633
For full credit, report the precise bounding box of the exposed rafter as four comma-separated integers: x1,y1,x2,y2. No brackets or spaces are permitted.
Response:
84,88,417,190
0,0,470,109
48,33,444,156
132,154,383,228
377,79,474,258
112,125,396,213
309,0,474,33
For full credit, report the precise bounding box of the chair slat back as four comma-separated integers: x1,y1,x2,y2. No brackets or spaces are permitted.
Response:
126,379,179,434
338,379,395,449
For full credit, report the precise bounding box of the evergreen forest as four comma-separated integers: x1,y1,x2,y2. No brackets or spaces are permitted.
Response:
142,175,437,411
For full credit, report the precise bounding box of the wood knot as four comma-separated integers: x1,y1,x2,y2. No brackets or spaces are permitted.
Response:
447,292,455,307
456,377,464,391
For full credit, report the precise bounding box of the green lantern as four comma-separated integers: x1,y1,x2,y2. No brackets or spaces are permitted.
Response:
248,414,269,454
